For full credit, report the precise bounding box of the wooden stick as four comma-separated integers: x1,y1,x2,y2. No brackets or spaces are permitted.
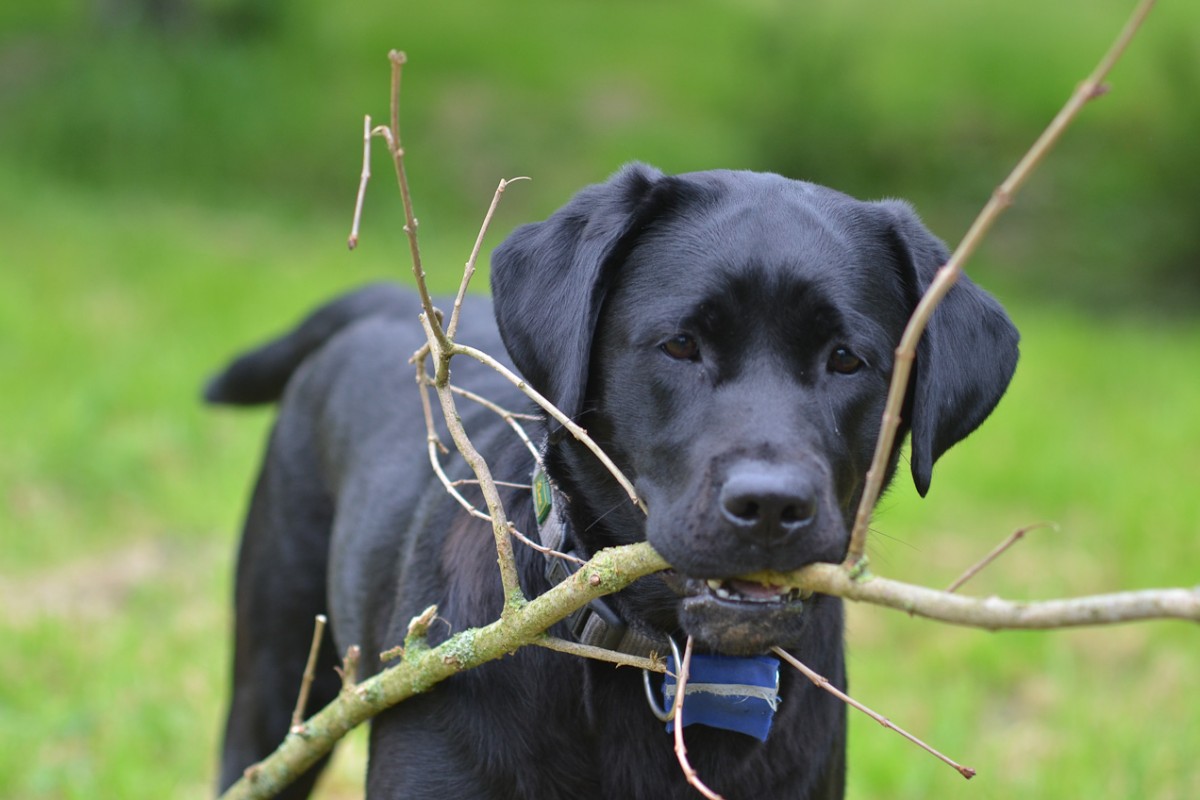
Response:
946,522,1056,594
290,614,327,732
672,637,727,800
772,647,975,780
843,0,1157,568
347,115,372,250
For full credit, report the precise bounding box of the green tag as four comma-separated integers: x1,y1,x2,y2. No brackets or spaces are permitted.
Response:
533,469,553,525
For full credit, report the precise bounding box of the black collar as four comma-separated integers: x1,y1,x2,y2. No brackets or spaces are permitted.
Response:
531,464,664,659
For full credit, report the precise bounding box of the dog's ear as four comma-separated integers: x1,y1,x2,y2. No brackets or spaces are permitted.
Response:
878,200,1020,497
491,163,670,423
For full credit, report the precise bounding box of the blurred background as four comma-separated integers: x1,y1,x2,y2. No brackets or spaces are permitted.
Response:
1,0,1196,797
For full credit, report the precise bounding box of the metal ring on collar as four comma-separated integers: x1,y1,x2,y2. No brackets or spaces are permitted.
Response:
641,635,682,723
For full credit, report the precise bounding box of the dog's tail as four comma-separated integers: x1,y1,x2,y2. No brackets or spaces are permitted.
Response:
203,283,411,406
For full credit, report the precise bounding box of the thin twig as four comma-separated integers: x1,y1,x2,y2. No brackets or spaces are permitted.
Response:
290,614,327,732
451,479,532,490
348,115,372,250
447,382,543,463
772,647,975,780
427,438,492,522
413,353,483,517
412,357,449,456
844,0,1157,568
946,522,1057,594
383,49,448,355
507,522,587,566
672,636,727,800
447,176,531,340
419,315,524,602
453,342,646,513
536,635,665,672
335,645,361,690
448,383,541,421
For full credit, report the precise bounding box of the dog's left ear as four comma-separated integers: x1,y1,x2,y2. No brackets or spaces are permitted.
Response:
491,163,673,423
877,200,1020,497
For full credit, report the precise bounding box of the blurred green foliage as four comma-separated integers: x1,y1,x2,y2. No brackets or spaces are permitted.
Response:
1,0,1197,307
2,1,1198,798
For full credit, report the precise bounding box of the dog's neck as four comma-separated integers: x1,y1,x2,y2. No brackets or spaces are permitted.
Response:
532,459,786,743
532,462,664,657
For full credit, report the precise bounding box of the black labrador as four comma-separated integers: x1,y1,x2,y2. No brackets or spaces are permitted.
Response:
209,164,1018,798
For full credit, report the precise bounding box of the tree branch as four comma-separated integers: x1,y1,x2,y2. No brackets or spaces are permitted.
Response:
748,561,1200,630
219,543,670,800
843,0,1158,568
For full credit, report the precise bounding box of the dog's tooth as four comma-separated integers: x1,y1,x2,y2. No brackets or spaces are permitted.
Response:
706,579,723,591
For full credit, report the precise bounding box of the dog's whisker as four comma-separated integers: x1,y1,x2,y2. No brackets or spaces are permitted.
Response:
583,498,631,532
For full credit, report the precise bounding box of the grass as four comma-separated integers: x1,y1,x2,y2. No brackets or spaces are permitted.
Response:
2,159,1197,798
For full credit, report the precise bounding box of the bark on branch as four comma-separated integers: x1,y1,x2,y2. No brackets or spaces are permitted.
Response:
220,543,670,800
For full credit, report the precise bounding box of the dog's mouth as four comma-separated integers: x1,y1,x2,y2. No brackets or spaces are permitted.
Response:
701,578,813,606
656,573,816,656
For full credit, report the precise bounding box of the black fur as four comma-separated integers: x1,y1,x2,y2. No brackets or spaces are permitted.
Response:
210,164,1018,798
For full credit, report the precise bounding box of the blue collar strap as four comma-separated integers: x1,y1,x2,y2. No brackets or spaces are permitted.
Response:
663,652,781,742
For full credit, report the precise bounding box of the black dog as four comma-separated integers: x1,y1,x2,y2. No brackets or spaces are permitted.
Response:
209,164,1018,798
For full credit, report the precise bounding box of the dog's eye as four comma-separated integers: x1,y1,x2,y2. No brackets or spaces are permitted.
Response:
661,334,699,361
828,346,863,374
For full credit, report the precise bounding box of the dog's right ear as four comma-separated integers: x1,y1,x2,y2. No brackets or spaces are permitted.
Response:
491,163,669,424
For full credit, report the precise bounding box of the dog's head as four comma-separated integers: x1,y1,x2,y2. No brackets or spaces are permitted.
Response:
492,164,1018,655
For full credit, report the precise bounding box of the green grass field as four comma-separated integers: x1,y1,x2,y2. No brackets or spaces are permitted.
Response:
2,0,1198,796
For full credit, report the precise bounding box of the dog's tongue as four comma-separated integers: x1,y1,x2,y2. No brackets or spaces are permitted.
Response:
726,579,784,600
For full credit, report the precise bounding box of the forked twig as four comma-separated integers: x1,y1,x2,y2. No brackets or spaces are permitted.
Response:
844,0,1157,568
419,313,524,601
772,647,976,780
447,382,543,463
452,342,646,513
352,48,525,602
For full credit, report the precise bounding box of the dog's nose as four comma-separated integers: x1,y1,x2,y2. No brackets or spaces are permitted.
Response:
719,462,817,546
